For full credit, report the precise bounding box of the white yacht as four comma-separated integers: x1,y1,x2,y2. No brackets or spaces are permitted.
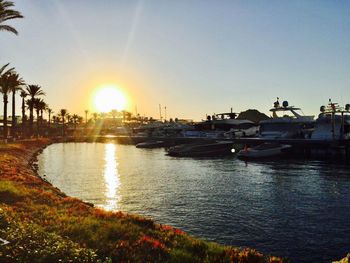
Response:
193,109,258,138
259,98,314,139
311,100,350,140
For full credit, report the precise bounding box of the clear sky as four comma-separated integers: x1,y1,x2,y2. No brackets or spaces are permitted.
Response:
1,0,350,121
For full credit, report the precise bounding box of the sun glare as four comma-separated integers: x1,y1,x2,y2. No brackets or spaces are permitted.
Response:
93,85,127,112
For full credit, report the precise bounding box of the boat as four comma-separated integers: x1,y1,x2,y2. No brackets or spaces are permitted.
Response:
191,108,258,139
259,98,314,139
311,100,350,140
133,121,194,138
237,143,292,159
136,140,165,148
167,141,234,157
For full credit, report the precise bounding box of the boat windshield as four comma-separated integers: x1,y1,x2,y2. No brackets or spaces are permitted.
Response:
271,108,303,118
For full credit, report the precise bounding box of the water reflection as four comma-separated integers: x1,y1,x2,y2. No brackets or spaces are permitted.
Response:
103,143,120,210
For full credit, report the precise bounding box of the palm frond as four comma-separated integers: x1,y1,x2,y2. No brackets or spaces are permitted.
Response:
0,0,23,35
0,63,14,76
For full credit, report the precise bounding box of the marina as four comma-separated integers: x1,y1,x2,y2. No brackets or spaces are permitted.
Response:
1,1,350,262
76,102,350,160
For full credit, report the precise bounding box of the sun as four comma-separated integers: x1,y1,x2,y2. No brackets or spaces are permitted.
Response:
93,85,127,112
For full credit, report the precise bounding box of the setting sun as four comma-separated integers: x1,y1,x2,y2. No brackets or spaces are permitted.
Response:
93,85,127,112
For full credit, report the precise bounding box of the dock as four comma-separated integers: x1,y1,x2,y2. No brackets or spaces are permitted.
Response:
86,135,350,158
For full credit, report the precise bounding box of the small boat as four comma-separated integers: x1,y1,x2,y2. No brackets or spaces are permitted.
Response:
237,143,292,159
136,141,164,148
167,141,234,157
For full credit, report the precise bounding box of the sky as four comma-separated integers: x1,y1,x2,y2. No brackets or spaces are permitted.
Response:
1,0,350,121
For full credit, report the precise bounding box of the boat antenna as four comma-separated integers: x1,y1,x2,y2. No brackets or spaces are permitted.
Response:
164,106,167,121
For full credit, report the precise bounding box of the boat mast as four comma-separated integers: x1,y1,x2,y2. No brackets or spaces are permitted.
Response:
159,104,162,121
164,106,167,122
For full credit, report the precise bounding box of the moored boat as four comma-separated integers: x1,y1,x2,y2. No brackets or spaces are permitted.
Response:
237,143,292,159
259,98,314,139
192,108,259,139
136,141,165,148
167,141,234,157
311,100,350,140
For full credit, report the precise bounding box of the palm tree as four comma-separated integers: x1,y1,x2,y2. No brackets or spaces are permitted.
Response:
46,107,52,128
25,84,44,135
111,109,117,125
0,0,23,35
93,112,98,123
52,115,58,126
20,90,26,128
25,98,33,116
0,68,18,140
60,109,67,137
9,73,24,136
33,98,43,136
72,114,80,131
84,109,88,124
0,63,13,76
0,64,13,136
78,116,83,124
38,99,46,126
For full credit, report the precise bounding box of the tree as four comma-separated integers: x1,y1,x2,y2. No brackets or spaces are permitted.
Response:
0,0,24,35
38,99,46,126
20,90,27,129
9,73,24,136
111,109,118,125
72,114,80,131
25,84,44,135
59,109,67,137
46,107,53,128
65,113,71,125
84,110,88,124
52,115,58,125
93,112,98,123
0,66,17,140
33,98,44,136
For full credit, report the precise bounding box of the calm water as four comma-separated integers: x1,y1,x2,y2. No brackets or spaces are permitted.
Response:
37,142,350,263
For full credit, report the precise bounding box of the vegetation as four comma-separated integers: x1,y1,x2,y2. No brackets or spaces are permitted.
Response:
0,0,23,35
0,64,14,139
0,140,285,262
25,84,45,135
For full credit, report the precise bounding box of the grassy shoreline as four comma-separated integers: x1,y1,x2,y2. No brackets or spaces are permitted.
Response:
0,139,284,262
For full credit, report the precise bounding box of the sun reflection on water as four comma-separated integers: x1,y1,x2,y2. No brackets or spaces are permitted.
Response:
103,143,120,210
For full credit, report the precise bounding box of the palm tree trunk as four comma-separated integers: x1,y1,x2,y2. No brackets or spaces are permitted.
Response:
21,97,25,134
29,96,34,135
3,94,8,140
11,91,16,136
36,109,39,137
62,117,65,137
40,109,43,126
